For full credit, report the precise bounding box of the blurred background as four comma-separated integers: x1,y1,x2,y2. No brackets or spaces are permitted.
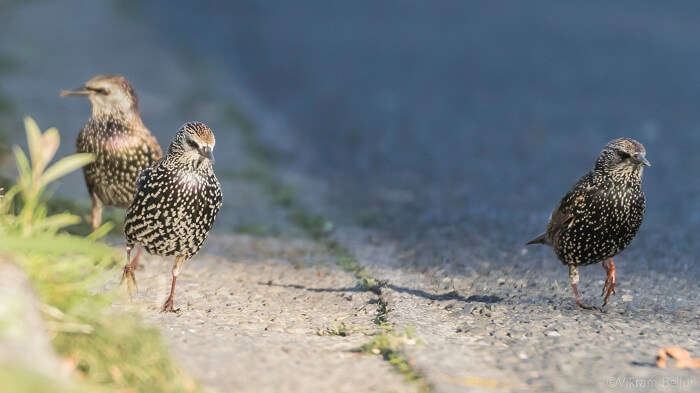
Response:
2,0,700,277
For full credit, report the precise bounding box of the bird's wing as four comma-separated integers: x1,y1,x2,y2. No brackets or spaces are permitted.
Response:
138,129,163,161
546,174,599,244
147,133,163,160
546,194,578,240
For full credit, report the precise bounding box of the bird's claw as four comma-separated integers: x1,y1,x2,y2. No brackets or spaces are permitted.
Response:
576,298,601,311
161,297,179,313
120,265,138,298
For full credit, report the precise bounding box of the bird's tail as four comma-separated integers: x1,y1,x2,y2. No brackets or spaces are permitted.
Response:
526,233,547,245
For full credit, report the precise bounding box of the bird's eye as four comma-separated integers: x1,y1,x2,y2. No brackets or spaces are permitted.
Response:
187,139,199,150
618,151,631,159
87,87,109,95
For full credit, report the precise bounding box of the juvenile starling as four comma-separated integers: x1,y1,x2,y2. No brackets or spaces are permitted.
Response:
62,75,162,271
124,122,222,312
527,138,650,309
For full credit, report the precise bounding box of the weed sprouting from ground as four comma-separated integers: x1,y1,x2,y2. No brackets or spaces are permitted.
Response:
355,327,431,392
317,322,350,337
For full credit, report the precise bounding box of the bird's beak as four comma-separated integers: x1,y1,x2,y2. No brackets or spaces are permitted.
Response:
200,146,215,162
633,153,651,167
60,87,91,97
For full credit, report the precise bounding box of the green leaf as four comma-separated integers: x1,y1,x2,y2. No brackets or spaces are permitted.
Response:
23,117,41,164
36,127,60,176
0,185,20,214
87,221,115,241
32,213,81,234
12,146,31,183
39,153,95,187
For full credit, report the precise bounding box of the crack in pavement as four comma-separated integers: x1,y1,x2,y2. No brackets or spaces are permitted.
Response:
111,234,421,393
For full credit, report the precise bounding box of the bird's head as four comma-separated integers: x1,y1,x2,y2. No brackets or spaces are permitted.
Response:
168,122,216,169
61,74,139,118
596,138,651,174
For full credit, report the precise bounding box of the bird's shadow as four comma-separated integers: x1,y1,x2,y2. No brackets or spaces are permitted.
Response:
386,283,502,304
257,281,364,293
257,280,503,304
629,361,657,368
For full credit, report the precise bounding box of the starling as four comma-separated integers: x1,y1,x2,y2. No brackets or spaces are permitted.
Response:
527,138,650,309
62,75,162,271
62,75,162,227
124,122,222,312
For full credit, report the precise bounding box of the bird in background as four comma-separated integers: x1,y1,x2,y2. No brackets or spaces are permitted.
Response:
61,74,162,275
124,122,222,312
527,138,650,310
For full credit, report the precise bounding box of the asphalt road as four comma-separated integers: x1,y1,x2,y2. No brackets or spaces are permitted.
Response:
147,0,700,277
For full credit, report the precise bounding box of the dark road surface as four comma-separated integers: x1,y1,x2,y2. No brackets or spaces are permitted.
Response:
147,1,700,278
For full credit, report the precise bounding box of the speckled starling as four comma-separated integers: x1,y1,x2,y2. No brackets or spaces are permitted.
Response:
61,75,163,230
527,138,650,309
124,122,222,312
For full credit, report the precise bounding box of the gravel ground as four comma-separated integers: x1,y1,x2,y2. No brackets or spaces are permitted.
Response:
1,1,699,393
112,235,416,393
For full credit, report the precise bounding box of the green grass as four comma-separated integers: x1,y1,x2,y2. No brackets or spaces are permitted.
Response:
317,322,350,337
0,235,202,393
233,222,279,237
0,366,90,393
44,198,125,237
355,327,431,393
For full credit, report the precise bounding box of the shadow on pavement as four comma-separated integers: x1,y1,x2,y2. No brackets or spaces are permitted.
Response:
258,281,364,293
385,284,503,304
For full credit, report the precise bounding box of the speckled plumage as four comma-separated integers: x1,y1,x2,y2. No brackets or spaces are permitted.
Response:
78,115,162,208
124,122,222,311
528,138,650,309
63,75,162,228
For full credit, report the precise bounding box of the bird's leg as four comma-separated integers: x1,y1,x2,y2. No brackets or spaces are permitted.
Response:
120,245,137,298
601,258,617,307
162,256,186,313
569,265,597,310
90,196,103,231
129,246,143,270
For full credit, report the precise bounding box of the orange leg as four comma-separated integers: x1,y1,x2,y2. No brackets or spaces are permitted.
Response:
130,246,143,270
161,276,178,312
601,258,616,307
161,256,186,313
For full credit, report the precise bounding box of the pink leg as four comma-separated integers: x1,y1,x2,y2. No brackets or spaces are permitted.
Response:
601,258,617,307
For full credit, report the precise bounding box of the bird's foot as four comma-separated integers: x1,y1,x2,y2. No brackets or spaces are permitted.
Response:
161,297,179,313
576,298,601,311
601,258,616,307
571,282,601,311
120,264,138,298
